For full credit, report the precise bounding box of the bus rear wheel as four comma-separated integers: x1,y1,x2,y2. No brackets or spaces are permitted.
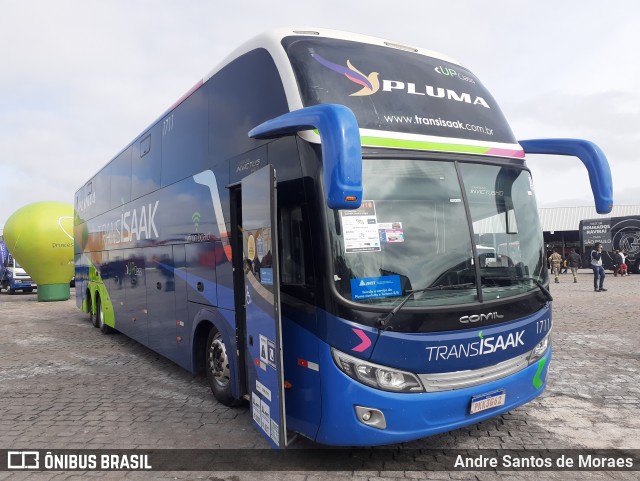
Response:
89,294,98,328
205,328,239,406
96,296,113,334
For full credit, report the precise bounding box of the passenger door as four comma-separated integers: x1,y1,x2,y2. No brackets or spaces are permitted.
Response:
241,165,287,448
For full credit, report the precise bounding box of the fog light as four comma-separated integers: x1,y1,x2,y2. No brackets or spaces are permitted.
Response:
354,406,386,430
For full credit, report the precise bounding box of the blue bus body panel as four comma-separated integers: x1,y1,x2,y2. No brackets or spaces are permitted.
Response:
370,305,551,373
318,309,379,359
281,303,550,445
281,314,323,441
315,340,551,446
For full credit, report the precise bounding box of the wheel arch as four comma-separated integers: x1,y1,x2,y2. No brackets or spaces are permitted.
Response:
191,307,241,399
85,286,94,314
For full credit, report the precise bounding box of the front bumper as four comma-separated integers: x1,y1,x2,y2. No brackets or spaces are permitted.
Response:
315,340,551,446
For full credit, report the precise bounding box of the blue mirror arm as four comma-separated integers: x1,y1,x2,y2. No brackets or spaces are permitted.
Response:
249,104,363,210
519,139,613,214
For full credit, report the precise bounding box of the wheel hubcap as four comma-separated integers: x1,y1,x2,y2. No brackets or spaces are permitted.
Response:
208,337,230,386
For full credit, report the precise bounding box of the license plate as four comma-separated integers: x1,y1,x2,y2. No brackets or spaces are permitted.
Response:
470,389,506,414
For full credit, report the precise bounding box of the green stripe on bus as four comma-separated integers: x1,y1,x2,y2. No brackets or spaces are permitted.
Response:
360,136,490,154
533,357,547,389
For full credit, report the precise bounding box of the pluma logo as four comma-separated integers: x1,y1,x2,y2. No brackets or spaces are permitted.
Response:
311,53,380,96
312,53,490,108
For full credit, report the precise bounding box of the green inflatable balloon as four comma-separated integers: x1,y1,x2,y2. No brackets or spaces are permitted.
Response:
4,201,74,301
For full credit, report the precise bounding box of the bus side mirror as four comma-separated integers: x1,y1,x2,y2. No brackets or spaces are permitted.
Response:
519,138,613,214
249,104,363,210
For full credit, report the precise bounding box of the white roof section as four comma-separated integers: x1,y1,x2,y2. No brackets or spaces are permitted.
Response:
204,27,462,115
538,205,640,232
202,27,522,157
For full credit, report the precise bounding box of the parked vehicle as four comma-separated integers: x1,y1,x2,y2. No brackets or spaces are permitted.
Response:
579,215,640,272
0,237,37,294
74,28,612,448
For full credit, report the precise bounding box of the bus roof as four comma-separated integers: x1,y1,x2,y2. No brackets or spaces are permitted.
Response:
79,27,525,200
204,28,523,159
204,27,463,93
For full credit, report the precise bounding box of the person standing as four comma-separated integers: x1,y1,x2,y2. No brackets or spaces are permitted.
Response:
548,248,563,283
567,248,582,283
613,249,623,277
619,249,629,276
591,242,607,292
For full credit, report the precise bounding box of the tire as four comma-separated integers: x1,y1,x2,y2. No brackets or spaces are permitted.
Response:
205,328,239,406
89,294,99,328
96,296,113,334
8,288,15,295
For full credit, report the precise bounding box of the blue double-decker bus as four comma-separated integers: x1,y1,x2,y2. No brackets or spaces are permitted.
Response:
74,28,613,447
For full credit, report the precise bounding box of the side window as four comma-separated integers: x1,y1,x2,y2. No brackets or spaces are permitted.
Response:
94,165,111,216
132,127,161,200
110,147,132,209
280,206,305,285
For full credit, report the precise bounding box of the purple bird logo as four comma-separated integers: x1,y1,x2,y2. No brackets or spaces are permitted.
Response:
312,53,380,96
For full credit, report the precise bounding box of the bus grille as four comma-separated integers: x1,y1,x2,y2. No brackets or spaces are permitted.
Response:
417,351,530,392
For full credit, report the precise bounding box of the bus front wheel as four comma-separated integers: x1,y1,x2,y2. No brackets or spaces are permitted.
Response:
205,328,239,406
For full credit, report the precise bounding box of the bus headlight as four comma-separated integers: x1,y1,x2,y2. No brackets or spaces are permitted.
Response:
528,333,551,364
331,348,424,393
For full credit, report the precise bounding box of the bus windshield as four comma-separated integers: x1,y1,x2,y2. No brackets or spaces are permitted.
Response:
329,158,547,308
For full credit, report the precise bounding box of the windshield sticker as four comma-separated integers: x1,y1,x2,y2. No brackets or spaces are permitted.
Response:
378,221,404,243
350,275,402,301
341,201,381,253
380,229,404,243
378,222,402,230
259,267,273,285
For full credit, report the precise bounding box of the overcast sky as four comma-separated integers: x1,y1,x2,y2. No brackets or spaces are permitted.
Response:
1,0,638,229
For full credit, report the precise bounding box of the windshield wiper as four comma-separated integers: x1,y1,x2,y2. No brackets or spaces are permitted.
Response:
481,275,553,302
376,283,475,329
534,279,553,302
515,277,554,302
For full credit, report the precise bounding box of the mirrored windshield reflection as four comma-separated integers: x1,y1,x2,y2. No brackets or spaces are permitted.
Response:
460,163,547,300
329,159,545,308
